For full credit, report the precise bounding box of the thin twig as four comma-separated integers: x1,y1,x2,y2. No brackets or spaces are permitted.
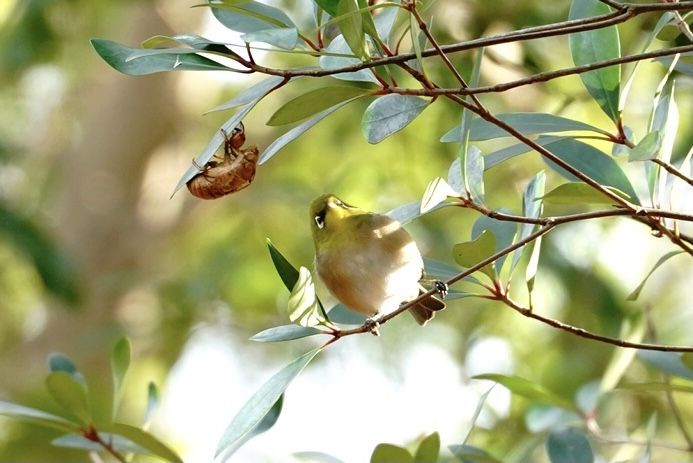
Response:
653,158,693,187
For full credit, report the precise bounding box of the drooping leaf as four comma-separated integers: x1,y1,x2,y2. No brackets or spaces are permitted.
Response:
260,97,358,164
0,401,76,432
453,230,496,280
250,325,324,342
569,0,621,122
464,146,485,203
267,86,369,126
546,428,594,463
216,348,323,457
472,213,516,273
45,372,91,425
526,233,542,295
541,182,632,205
207,76,290,114
409,14,427,78
600,316,645,393
473,374,576,411
314,0,339,17
241,27,299,50
420,177,458,214
629,132,662,162
510,171,545,275
414,432,440,463
267,238,300,291
111,336,131,415
337,0,366,59
370,443,414,463
627,251,683,301
440,113,609,143
637,351,693,381
91,39,230,75
449,444,502,463
144,382,159,427
108,423,183,463
463,386,495,444
319,35,379,83
362,94,430,144
208,0,295,33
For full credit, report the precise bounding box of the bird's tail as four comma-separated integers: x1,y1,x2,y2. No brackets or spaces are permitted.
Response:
408,288,446,326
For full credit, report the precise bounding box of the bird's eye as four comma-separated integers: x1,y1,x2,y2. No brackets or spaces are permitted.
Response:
314,212,326,229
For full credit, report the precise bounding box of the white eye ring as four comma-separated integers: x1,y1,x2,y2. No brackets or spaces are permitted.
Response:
315,215,325,229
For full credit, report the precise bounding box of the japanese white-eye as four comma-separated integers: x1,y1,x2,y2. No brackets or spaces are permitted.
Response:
310,194,445,326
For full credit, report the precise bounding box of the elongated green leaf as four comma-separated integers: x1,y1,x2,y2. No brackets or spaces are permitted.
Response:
314,0,339,17
440,113,609,143
289,267,326,327
0,401,76,431
472,213,516,273
110,423,183,463
260,97,358,164
569,0,621,122
337,0,366,59
216,348,323,457
449,445,501,463
546,428,594,463
474,374,576,411
52,433,147,454
542,182,631,205
172,102,257,196
268,86,369,126
463,386,495,444
241,27,299,50
483,136,560,171
319,35,379,83
250,325,324,342
386,201,453,225
111,337,131,415
362,94,430,144
510,171,545,275
409,14,427,78
91,39,229,75
209,0,295,33
207,76,289,114
463,146,485,203
526,235,542,294
267,239,299,291
371,443,414,463
420,177,457,214
144,382,159,427
627,251,683,300
45,372,91,425
453,230,496,280
415,432,440,463
220,395,284,458
637,351,693,381
600,315,645,393
629,132,662,162
618,382,693,394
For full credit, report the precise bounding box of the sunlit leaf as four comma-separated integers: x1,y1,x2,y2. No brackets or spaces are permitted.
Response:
216,348,323,457
267,86,369,126
463,386,495,444
541,182,631,205
420,177,458,214
260,97,358,164
546,428,594,463
208,0,295,33
386,201,453,225
569,0,621,122
440,113,609,143
52,433,146,454
0,401,76,432
473,374,576,411
144,382,159,427
111,336,131,416
472,213,516,273
371,443,414,463
618,382,693,394
288,267,325,327
600,315,645,393
510,171,545,275
362,94,430,144
337,0,366,59
627,251,683,301
45,372,91,425
91,39,229,75
241,27,299,50
414,432,440,463
250,325,324,342
526,234,542,295
461,146,485,203
629,132,662,162
453,230,496,280
637,351,693,381
108,423,183,463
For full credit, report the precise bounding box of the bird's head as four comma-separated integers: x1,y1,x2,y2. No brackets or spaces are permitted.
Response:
309,194,361,244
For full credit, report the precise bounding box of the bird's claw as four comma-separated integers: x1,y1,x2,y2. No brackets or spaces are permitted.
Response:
434,280,449,299
364,317,380,336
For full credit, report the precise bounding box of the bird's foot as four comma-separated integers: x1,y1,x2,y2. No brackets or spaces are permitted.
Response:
364,317,381,337
434,280,449,299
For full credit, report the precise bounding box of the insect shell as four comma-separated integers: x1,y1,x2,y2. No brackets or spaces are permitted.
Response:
186,123,260,200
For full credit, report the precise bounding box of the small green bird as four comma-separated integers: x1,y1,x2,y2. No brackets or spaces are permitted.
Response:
309,194,445,326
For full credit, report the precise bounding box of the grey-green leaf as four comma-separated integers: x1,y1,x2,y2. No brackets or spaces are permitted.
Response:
510,171,545,275
362,94,430,144
415,432,440,463
267,86,369,126
371,443,414,463
111,336,131,413
288,267,326,327
473,374,576,411
216,348,322,457
207,76,289,114
45,372,91,425
449,444,501,463
569,0,621,122
440,113,609,143
637,351,693,381
337,0,366,59
472,213,516,273
109,423,183,463
241,27,299,50
144,382,160,427
546,428,594,463
319,35,379,83
250,325,324,342
627,251,683,301
48,353,84,385
541,182,631,205
52,433,146,454
629,132,662,162
0,400,76,431
209,0,295,33
91,39,229,75
420,177,458,214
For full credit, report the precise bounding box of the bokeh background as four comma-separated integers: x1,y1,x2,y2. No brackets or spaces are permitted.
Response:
1,1,692,462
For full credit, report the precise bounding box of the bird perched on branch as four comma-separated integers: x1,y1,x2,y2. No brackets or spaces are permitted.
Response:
310,194,446,329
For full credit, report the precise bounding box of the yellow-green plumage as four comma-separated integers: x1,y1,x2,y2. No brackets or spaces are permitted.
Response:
310,194,444,326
